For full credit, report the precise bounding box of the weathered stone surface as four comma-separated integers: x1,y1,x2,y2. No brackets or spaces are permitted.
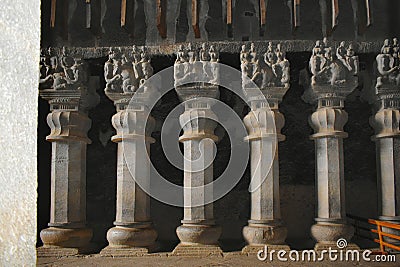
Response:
0,0,40,265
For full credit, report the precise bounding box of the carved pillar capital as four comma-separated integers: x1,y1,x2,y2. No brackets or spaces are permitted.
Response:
302,40,358,108
370,109,400,139
179,108,218,142
39,48,100,112
111,109,155,143
174,43,220,89
243,108,285,141
309,108,348,139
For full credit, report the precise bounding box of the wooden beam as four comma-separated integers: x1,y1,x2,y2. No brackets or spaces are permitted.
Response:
365,0,372,27
192,0,200,38
157,0,167,38
260,0,266,26
121,0,127,27
50,0,57,28
227,0,232,37
85,0,91,29
293,0,301,28
331,0,339,30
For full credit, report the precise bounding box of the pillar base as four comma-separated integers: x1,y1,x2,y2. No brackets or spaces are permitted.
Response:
171,243,223,257
105,225,158,249
243,223,287,245
40,227,92,249
311,222,354,244
241,244,290,256
176,224,222,245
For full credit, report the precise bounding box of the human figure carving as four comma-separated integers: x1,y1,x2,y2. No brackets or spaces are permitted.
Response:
105,48,122,92
376,39,400,87
174,43,220,86
310,40,358,86
242,43,289,89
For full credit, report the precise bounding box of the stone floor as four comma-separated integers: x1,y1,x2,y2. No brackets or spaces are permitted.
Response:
37,252,400,267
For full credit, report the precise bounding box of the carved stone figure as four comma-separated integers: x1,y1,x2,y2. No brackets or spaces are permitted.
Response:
39,49,53,88
200,43,211,62
376,39,400,88
104,46,153,94
174,43,219,86
309,40,358,87
39,47,90,91
241,43,289,89
105,48,123,92
209,45,219,84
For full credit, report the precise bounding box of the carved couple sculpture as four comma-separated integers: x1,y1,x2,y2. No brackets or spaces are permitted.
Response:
241,42,290,89
104,46,153,94
376,38,400,88
309,39,358,88
174,43,219,86
40,47,88,90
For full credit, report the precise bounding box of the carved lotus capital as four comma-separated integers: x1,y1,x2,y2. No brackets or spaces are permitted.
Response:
243,108,285,141
309,108,348,139
179,109,218,142
46,111,91,143
111,110,155,143
370,109,400,139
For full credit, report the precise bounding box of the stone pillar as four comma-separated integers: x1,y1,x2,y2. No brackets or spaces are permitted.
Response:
172,44,223,256
38,48,99,256
366,38,400,243
302,40,360,250
100,47,158,256
240,43,291,253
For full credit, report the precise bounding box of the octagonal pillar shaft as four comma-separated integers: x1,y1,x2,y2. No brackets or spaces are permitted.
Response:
242,108,288,248
371,109,400,229
102,108,158,254
39,110,93,254
308,107,355,248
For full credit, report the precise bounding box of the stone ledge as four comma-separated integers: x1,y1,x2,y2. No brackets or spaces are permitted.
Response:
100,247,149,257
100,242,160,257
170,244,223,257
37,245,96,257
